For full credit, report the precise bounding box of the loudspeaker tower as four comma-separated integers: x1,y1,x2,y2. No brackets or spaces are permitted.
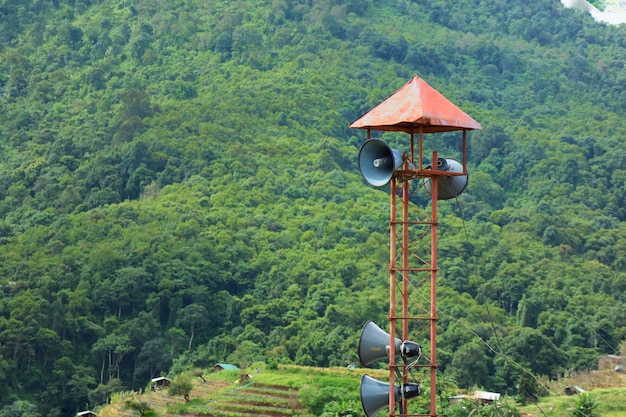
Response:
350,74,481,417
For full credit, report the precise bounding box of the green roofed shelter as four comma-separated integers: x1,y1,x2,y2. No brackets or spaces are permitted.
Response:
214,363,240,372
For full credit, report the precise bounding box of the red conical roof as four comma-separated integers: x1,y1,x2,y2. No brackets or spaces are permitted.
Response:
350,74,482,133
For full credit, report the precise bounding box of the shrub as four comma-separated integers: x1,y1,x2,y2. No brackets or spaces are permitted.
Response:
569,392,599,417
299,386,358,415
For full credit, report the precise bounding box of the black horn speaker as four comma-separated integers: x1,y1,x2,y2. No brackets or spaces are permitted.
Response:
360,375,421,417
358,320,421,367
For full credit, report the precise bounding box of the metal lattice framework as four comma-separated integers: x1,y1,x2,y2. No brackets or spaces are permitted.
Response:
388,139,458,417
389,148,444,417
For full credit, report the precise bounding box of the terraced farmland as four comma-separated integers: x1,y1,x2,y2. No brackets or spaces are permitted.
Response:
101,370,315,417
204,382,301,416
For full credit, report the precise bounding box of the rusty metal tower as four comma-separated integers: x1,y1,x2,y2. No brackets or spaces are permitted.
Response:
353,74,481,417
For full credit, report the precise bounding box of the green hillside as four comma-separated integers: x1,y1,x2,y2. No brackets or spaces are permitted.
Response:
1,0,626,415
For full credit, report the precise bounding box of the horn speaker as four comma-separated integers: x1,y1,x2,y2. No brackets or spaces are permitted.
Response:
358,139,404,187
423,158,468,200
358,321,401,367
360,375,421,417
358,320,421,367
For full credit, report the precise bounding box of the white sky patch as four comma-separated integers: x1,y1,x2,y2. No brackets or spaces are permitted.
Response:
561,0,626,25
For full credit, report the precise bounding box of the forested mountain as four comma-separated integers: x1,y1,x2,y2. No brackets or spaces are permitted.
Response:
1,0,626,415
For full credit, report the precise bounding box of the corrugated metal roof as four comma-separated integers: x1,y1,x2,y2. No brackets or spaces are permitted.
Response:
473,391,501,401
215,363,240,370
350,74,482,133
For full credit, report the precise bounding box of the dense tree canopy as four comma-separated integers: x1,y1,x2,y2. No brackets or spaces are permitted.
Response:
1,0,626,415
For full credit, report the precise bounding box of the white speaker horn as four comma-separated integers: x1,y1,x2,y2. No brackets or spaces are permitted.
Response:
358,139,404,187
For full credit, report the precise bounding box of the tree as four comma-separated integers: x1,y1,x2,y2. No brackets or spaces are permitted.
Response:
119,89,153,120
493,328,566,396
66,365,97,408
516,295,540,328
449,340,490,389
111,266,150,318
123,401,156,417
89,378,124,408
57,23,83,50
175,304,208,350
92,333,134,383
134,338,172,381
164,328,188,357
227,340,261,370
168,375,193,402
0,401,40,417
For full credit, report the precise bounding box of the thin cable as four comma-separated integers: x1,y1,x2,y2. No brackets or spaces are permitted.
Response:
452,192,619,356
484,300,504,354
409,282,552,391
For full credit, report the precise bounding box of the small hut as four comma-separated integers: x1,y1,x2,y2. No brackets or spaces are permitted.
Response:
473,391,500,404
76,411,97,417
598,354,623,371
151,376,171,390
214,363,239,372
448,395,468,405
564,385,585,396
448,391,501,406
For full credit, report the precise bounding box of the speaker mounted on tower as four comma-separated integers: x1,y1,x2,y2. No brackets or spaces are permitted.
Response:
423,157,468,200
360,374,421,417
358,320,421,367
358,139,405,187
